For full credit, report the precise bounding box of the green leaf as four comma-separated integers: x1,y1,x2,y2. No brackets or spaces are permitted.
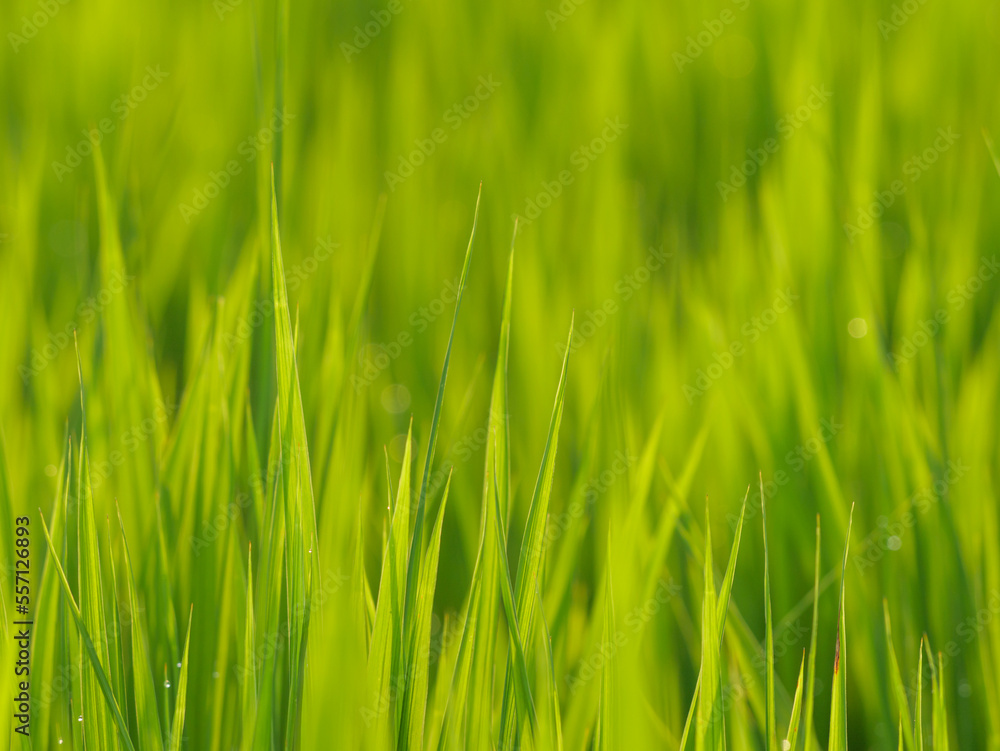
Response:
116,502,165,751
77,443,118,751
492,451,539,743
38,511,136,751
499,310,574,750
680,485,748,751
785,651,806,751
827,503,855,751
168,606,193,751
401,184,482,682
594,534,616,751
803,515,821,751
365,428,414,748
399,472,453,749
884,601,914,751
763,474,777,751
241,545,258,751
927,643,948,751
695,504,724,751
916,639,924,751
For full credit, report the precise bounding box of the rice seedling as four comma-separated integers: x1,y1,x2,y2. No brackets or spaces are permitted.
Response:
2,0,999,748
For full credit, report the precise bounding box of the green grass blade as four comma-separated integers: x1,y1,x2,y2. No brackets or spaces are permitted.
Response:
241,545,258,751
681,485,748,751
492,450,540,743
884,601,914,751
402,183,482,662
400,472,452,750
38,511,136,751
785,651,806,750
77,444,117,751
595,534,616,751
695,504,724,751
116,503,165,751
803,515,821,751
678,672,700,751
928,646,948,751
169,606,193,751
827,503,855,751
364,432,413,747
105,519,128,736
916,638,924,751
763,474,777,751
500,310,574,749
718,485,749,634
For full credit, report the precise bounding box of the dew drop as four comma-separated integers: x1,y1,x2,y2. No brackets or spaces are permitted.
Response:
59,740,64,745
213,671,220,679
78,715,83,722
165,679,171,688
782,742,791,751
176,662,182,668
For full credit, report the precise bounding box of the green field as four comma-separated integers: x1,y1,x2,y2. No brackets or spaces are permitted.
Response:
2,0,1000,747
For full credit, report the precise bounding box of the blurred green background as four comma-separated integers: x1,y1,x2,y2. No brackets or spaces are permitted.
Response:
2,0,1000,747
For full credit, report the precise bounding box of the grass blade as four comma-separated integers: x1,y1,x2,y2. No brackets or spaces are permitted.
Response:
785,651,806,751
168,606,193,751
38,511,136,751
827,503,855,751
763,474,777,751
884,601,914,751
400,472,452,749
594,534,616,751
695,503,724,751
492,449,539,742
116,502,165,751
803,515,821,751
500,310,574,749
916,638,924,751
927,644,948,751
